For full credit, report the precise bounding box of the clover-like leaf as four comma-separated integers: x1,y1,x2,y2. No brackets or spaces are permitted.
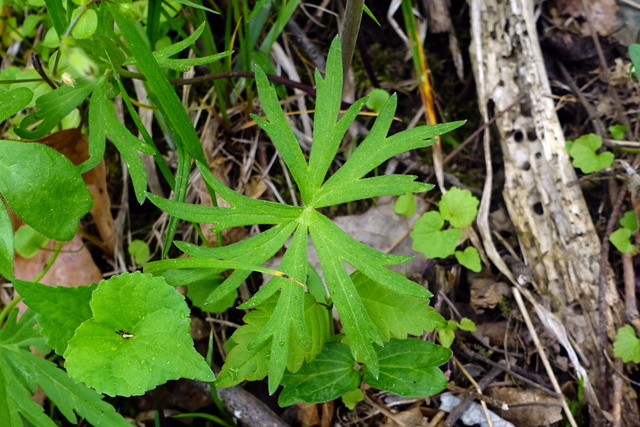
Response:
440,187,479,228
568,133,614,174
610,228,634,254
620,210,638,231
455,246,482,272
609,124,628,141
614,325,640,363
64,272,213,397
411,211,461,259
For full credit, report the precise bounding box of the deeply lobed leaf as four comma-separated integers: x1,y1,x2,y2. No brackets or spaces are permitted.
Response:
146,35,460,394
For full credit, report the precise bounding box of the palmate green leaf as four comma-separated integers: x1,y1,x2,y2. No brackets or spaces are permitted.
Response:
64,272,214,396
12,280,96,355
310,216,382,377
278,343,360,407
146,220,298,305
83,79,155,202
147,36,460,393
353,272,446,341
0,140,93,241
216,291,330,388
0,309,129,427
109,3,213,254
314,93,464,207
244,224,310,394
307,37,367,198
252,67,311,199
363,338,450,398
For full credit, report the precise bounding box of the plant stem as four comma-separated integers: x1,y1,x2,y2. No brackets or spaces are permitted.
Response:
340,0,364,81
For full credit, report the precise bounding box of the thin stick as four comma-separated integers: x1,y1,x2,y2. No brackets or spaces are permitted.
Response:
451,357,494,427
512,288,578,427
622,253,640,334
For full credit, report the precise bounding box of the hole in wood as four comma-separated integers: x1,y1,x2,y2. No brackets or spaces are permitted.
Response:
533,202,544,215
514,130,524,142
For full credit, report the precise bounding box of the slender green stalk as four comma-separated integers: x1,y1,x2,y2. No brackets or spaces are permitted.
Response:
340,0,364,81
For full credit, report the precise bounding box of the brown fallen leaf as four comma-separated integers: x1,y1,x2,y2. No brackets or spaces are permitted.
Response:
14,234,102,315
485,387,564,426
468,273,512,313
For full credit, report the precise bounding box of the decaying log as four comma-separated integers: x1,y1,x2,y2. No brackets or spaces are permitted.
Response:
468,0,637,421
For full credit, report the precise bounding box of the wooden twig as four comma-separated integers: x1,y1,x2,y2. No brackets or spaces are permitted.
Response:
512,288,578,427
446,359,497,427
622,253,640,335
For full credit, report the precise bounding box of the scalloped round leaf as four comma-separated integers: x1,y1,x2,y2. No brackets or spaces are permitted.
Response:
455,246,481,272
613,325,640,363
440,187,479,228
63,272,214,397
363,338,451,397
